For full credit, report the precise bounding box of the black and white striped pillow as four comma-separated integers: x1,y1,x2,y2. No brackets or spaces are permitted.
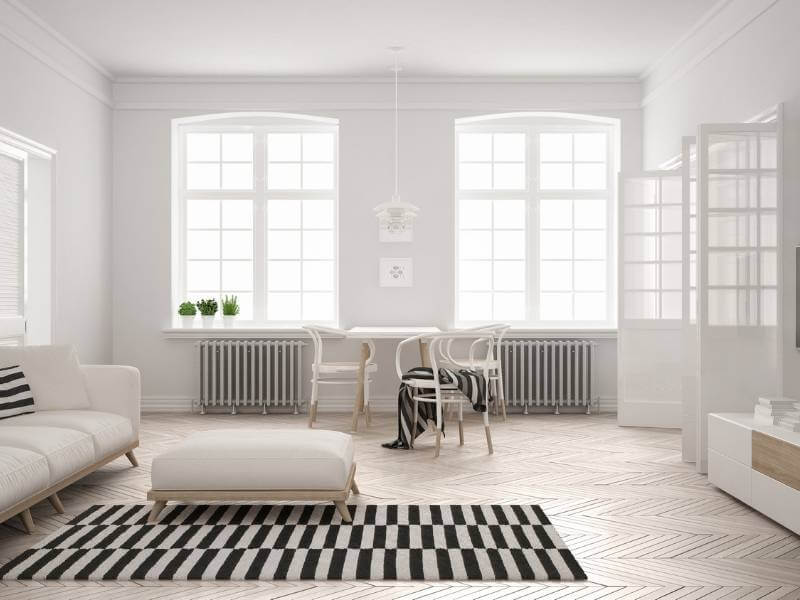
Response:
0,364,35,420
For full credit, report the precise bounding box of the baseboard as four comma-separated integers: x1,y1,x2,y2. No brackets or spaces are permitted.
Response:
618,399,681,428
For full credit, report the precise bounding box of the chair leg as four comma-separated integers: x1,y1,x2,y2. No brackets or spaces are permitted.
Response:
434,427,442,458
458,402,464,446
334,501,352,523
497,373,507,422
411,399,419,448
483,409,494,454
125,450,139,467
148,500,167,523
308,378,319,428
48,492,65,514
434,398,443,458
19,508,35,534
364,377,371,427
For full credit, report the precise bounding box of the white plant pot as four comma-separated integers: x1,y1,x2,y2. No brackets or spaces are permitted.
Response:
222,315,237,328
201,315,216,328
180,315,195,328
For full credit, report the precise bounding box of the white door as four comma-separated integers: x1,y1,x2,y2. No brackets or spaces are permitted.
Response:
618,171,684,427
681,136,699,462
696,122,781,473
0,146,26,346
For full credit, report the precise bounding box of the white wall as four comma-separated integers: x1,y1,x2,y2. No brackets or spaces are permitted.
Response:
0,2,113,362
112,79,640,410
641,0,800,465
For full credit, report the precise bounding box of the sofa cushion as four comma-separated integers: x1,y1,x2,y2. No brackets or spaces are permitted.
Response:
0,345,89,411
0,365,35,420
0,446,49,513
0,426,94,485
151,429,354,491
1,411,133,460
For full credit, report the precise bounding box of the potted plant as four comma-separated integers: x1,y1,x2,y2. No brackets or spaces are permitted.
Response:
222,295,240,328
196,298,218,328
177,301,197,327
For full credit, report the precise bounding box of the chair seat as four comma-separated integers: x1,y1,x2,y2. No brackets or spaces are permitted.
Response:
315,362,378,375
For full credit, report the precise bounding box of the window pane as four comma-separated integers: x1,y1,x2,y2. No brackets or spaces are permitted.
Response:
268,230,301,259
574,261,605,291
303,231,334,259
268,199,301,229
574,292,606,320
459,200,492,229
493,133,525,161
761,288,777,325
661,263,682,290
222,133,253,161
221,260,252,290
459,260,492,291
574,163,606,190
459,133,492,161
660,205,682,233
458,292,492,321
493,163,525,189
761,175,777,207
303,260,334,290
574,230,605,259
540,133,571,162
540,199,571,229
625,207,657,234
303,133,334,161
493,199,525,229
221,231,252,259
625,291,657,319
541,261,571,291
493,261,525,291
574,133,606,162
303,292,334,320
187,199,219,229
459,231,492,259
494,230,525,259
540,230,572,259
708,289,737,325
661,234,681,261
303,199,334,229
187,261,219,290
540,293,573,321
661,177,682,204
231,293,253,320
574,199,605,229
625,235,657,261
760,214,777,246
268,261,301,291
186,133,219,161
661,292,682,319
187,163,220,190
493,293,525,320
221,200,253,229
187,231,219,259
625,263,657,289
539,163,571,189
222,163,253,190
268,163,301,189
459,163,492,190
708,252,738,286
268,133,301,161
303,163,334,190
267,292,301,320
760,133,777,169
761,251,777,286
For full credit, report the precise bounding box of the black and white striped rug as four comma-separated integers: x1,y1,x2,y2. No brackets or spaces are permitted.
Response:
0,504,586,581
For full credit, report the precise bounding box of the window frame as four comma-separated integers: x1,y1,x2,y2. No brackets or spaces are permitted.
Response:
454,119,617,329
173,119,339,328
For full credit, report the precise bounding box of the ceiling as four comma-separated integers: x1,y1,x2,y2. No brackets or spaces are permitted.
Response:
21,0,718,79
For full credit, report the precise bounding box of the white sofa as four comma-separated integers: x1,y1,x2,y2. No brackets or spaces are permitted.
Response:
0,363,140,533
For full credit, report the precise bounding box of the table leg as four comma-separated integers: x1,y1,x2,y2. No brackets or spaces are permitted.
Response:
352,342,369,432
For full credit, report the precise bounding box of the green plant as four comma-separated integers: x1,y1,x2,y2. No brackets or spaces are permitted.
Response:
178,301,197,316
222,295,240,316
196,298,218,316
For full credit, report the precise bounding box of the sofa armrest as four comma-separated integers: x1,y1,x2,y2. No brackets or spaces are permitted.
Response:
81,365,141,441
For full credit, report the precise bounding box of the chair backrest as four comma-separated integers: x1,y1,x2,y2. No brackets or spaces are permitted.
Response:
396,330,495,380
302,325,347,365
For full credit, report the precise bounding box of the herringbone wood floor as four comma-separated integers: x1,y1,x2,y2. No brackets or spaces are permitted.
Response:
1,411,799,599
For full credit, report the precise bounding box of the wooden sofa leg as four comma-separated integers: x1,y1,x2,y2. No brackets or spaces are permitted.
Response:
334,501,352,523
48,493,65,514
19,509,35,534
125,450,139,467
148,500,167,523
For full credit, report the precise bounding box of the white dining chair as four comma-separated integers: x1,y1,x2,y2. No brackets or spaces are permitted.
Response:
439,323,510,421
303,326,377,430
396,331,494,457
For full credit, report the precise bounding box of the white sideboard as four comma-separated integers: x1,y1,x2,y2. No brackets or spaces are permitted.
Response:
708,413,800,534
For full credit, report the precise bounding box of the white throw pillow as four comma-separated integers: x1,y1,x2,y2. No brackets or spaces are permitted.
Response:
0,345,90,411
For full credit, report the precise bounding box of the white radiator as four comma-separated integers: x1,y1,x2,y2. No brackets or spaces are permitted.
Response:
500,339,598,414
195,339,304,414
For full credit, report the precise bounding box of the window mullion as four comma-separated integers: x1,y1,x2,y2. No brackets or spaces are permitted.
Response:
529,126,540,325
253,131,267,323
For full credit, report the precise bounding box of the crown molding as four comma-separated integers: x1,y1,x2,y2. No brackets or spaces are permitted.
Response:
0,0,112,106
640,0,780,107
113,75,641,85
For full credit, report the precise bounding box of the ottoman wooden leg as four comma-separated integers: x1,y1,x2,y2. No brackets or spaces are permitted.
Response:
125,450,139,467
334,501,352,523
148,500,167,523
19,509,35,534
351,479,360,495
48,492,65,514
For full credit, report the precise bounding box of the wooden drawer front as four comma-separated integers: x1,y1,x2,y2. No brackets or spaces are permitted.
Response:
708,415,751,465
752,431,800,492
708,449,751,503
751,471,800,534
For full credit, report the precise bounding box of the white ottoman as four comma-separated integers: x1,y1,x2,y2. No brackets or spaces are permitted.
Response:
147,429,358,523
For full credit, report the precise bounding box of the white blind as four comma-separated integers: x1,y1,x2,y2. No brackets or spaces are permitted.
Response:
0,152,23,318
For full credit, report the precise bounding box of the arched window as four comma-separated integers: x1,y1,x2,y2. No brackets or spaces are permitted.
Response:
171,112,338,326
454,112,619,328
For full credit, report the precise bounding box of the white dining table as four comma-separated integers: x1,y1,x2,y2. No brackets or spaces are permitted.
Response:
342,326,441,431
